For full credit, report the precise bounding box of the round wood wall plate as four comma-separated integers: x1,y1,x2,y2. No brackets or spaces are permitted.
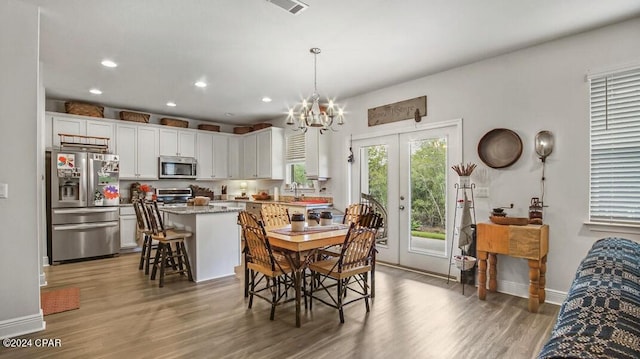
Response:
477,128,523,169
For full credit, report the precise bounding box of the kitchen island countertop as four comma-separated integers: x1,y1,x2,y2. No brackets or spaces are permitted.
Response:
159,205,242,215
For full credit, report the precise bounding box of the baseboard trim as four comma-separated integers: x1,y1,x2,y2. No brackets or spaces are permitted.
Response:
0,311,46,339
39,272,47,287
495,279,567,306
370,262,569,306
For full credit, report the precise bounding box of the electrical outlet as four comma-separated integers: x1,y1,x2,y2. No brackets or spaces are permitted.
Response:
0,183,7,198
475,187,489,198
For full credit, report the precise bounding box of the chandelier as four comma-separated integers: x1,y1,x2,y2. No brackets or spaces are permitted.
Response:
286,48,344,134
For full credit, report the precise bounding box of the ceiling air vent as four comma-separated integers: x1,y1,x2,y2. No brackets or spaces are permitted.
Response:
266,0,308,15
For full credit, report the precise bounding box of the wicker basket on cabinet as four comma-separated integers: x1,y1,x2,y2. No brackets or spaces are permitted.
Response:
65,102,104,118
197,124,220,132
119,111,150,123
160,118,189,128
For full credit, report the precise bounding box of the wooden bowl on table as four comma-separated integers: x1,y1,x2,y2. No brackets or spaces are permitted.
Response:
193,196,210,206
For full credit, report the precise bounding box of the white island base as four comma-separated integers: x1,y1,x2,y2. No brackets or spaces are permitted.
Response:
162,206,240,283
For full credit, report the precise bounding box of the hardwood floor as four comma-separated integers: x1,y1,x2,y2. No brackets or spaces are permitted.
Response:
2,253,559,358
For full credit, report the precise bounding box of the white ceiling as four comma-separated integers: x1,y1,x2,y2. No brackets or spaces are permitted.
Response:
24,0,640,125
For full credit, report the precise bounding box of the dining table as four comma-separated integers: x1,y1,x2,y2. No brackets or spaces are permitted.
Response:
266,224,350,327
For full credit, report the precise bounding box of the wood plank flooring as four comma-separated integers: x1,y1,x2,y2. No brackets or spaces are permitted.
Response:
2,253,559,359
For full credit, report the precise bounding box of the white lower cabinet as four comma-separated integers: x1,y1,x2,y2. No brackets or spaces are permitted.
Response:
119,206,138,249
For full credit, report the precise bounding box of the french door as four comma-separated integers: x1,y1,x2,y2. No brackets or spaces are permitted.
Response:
350,120,461,275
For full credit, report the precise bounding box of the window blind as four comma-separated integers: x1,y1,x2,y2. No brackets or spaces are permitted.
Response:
589,67,640,223
286,133,305,162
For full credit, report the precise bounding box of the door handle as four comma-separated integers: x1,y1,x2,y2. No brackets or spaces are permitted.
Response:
399,205,405,210
400,196,405,200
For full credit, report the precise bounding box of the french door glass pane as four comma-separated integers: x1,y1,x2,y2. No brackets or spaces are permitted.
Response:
408,137,447,255
360,144,389,244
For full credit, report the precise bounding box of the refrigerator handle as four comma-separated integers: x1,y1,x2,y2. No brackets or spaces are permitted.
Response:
53,222,119,231
53,207,119,214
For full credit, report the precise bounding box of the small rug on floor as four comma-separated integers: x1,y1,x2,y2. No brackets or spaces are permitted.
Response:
41,287,80,316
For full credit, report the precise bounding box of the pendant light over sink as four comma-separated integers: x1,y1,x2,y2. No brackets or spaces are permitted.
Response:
286,47,345,134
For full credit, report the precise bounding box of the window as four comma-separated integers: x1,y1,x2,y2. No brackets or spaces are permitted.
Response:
589,67,640,224
285,133,313,188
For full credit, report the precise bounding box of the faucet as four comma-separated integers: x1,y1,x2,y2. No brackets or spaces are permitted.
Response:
291,182,300,201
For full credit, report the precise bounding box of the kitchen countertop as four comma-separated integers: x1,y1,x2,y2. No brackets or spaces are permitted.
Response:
120,199,333,214
159,205,242,215
120,199,333,208
231,199,332,207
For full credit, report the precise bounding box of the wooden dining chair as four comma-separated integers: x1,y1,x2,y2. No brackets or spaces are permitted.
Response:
320,211,384,298
260,203,291,229
238,210,295,321
309,224,379,323
142,200,193,287
238,211,261,298
343,203,373,226
133,199,156,275
358,212,384,298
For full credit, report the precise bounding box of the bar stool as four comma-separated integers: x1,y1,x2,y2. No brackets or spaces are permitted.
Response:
133,199,156,275
142,201,194,287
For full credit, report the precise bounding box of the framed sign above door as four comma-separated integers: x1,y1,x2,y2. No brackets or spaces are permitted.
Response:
367,96,427,127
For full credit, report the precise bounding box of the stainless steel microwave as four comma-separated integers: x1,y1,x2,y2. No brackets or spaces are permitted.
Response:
159,156,197,179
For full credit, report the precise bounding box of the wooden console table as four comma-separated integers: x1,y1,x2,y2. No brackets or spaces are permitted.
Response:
476,222,549,312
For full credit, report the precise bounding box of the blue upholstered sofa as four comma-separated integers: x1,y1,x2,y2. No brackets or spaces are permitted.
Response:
538,237,640,359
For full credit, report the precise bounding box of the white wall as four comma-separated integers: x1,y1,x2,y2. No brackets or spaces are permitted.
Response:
0,0,44,338
275,16,640,301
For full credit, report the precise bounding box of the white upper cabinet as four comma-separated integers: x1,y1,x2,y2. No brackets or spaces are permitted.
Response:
50,113,115,153
228,135,242,180
117,124,159,180
86,120,114,143
242,127,284,180
305,129,330,180
159,128,197,157
213,134,229,179
196,132,214,180
242,133,258,179
51,116,85,147
197,132,231,180
47,111,285,182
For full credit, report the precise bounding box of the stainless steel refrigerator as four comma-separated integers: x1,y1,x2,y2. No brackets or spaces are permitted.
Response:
46,150,120,263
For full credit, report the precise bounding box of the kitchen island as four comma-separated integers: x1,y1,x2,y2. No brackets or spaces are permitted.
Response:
160,205,242,283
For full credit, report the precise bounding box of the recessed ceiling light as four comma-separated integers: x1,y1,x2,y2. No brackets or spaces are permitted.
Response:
262,97,272,103
194,81,207,88
89,88,102,95
101,60,117,68
166,102,177,107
